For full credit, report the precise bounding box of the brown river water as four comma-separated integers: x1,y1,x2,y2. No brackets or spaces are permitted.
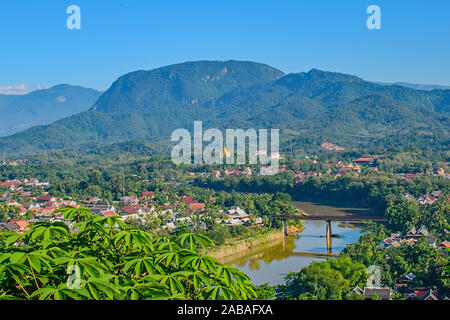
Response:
224,201,371,285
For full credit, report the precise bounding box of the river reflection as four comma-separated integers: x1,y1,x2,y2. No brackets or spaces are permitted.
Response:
225,219,363,286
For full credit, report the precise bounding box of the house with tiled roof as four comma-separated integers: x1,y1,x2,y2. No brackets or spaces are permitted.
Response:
185,199,199,205
37,196,57,203
411,288,439,300
23,203,40,210
60,200,77,207
18,205,27,215
418,194,438,205
404,226,437,247
120,196,139,205
100,210,117,217
40,207,58,216
189,202,205,210
0,180,21,189
363,287,392,300
85,197,101,204
430,191,442,198
422,290,439,301
349,285,364,296
0,222,20,231
223,206,250,226
349,286,392,300
377,237,401,249
437,240,450,252
379,226,437,249
88,205,116,215
9,220,29,230
29,206,43,215
398,272,416,284
121,205,143,215
45,201,59,208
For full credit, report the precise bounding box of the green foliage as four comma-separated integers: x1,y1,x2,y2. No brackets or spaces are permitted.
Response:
344,292,365,300
0,207,257,300
345,229,450,293
200,170,449,218
255,283,276,300
385,196,450,235
276,255,367,300
385,198,421,233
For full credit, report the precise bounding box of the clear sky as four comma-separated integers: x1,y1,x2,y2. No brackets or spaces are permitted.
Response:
1,0,450,93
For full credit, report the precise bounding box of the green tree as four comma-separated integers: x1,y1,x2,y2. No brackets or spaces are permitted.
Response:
255,283,276,300
277,256,367,300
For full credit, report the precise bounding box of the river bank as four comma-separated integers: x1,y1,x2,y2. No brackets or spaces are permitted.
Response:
208,225,304,264
225,219,363,285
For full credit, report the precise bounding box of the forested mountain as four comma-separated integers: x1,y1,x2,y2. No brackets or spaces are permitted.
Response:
0,85,102,136
0,61,448,155
378,82,450,91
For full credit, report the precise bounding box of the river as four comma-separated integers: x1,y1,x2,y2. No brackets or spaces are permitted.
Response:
224,201,371,286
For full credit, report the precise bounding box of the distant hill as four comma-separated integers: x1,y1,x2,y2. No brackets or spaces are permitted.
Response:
377,81,450,91
0,84,102,136
0,61,448,155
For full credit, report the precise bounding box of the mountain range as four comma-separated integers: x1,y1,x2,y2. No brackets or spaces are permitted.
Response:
0,60,448,155
0,85,102,136
378,82,450,91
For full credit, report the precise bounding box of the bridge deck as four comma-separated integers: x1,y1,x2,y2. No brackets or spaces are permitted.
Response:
272,215,387,221
290,252,340,258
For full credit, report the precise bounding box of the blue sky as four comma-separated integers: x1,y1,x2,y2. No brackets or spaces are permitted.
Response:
1,0,450,93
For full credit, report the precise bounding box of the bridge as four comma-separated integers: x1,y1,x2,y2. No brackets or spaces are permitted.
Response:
272,215,387,222
290,251,340,258
272,214,387,253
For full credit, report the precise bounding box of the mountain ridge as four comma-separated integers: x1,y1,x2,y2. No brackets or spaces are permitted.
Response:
0,61,448,155
0,84,102,136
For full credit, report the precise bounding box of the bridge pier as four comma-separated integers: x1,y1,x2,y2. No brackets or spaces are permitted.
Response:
282,220,288,236
326,220,332,253
271,215,387,252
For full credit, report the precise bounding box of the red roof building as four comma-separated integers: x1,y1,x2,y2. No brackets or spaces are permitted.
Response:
438,241,450,250
141,191,155,198
37,196,56,202
189,203,205,210
414,288,439,300
355,158,376,164
0,180,21,188
101,210,118,217
121,205,142,215
41,207,58,216
10,220,29,230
